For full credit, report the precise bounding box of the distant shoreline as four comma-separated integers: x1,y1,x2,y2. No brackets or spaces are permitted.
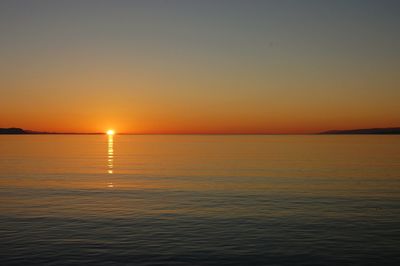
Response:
0,128,103,135
319,127,400,135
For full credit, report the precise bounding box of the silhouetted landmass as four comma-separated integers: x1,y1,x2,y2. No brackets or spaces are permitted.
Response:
0,128,101,135
0,128,28,134
320,127,400,134
0,128,55,134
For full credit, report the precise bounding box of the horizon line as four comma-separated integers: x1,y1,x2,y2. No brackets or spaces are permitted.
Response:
1,127,400,135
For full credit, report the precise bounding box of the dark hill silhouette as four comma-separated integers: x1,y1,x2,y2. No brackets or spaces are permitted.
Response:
0,128,49,134
0,128,102,135
320,127,400,134
0,128,28,134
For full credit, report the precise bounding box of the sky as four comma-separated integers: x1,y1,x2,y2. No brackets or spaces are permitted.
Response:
1,0,399,134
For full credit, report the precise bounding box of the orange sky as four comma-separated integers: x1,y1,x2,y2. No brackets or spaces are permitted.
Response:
1,1,399,134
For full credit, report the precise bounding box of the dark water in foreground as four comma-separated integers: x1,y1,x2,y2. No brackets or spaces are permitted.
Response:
0,135,399,265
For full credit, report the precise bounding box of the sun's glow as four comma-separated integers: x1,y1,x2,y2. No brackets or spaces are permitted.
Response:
106,129,115,135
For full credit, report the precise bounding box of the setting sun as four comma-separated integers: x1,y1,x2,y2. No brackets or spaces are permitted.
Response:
106,129,115,136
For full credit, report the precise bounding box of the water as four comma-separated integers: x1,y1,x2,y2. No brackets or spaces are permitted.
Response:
0,135,399,265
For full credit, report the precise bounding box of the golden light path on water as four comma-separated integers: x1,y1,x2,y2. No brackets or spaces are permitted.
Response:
107,133,114,188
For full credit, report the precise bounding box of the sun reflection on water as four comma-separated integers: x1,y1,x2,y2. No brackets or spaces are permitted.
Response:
107,134,114,175
106,134,115,188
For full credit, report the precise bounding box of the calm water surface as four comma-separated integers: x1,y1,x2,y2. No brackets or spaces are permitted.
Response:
0,135,399,265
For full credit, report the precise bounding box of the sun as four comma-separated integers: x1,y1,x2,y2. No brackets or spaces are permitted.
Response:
106,129,115,136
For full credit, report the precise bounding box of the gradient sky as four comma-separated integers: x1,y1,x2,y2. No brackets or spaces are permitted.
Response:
1,0,399,133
